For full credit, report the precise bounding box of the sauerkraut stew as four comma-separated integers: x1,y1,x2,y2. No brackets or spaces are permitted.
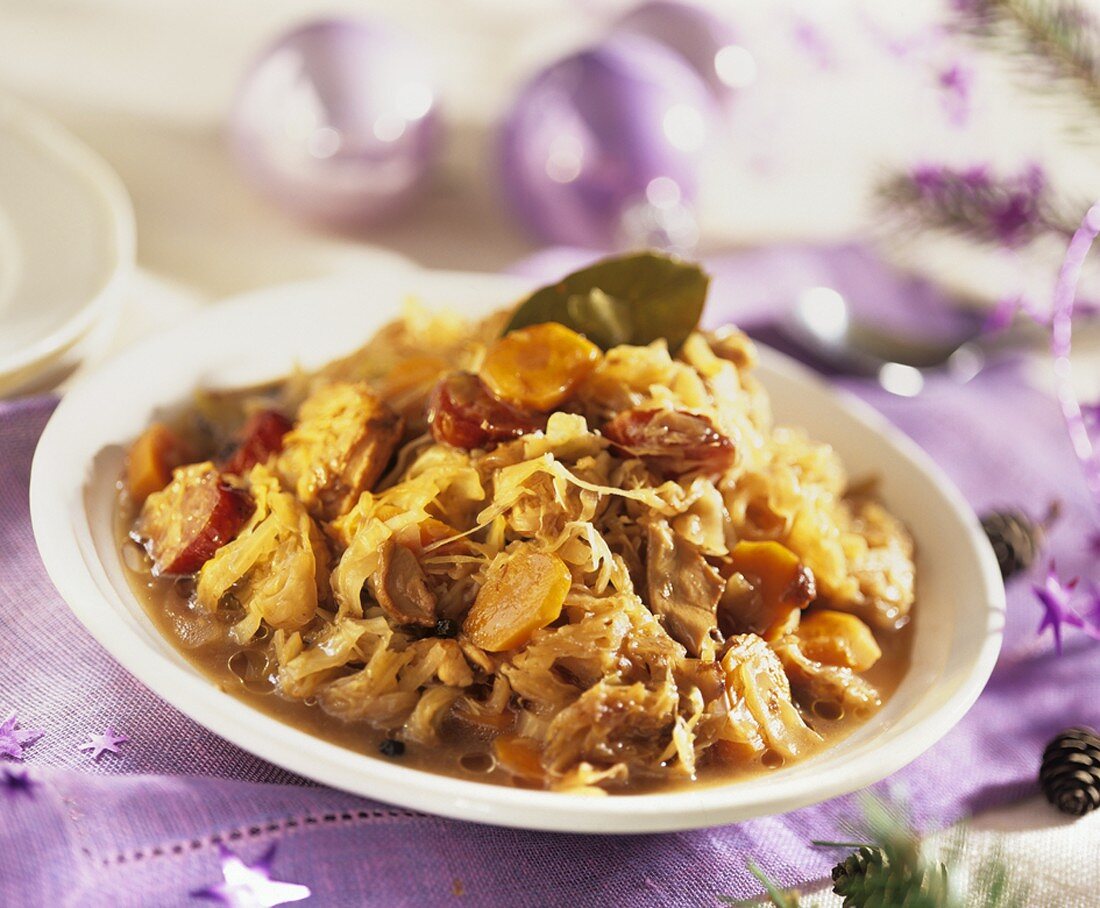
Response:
117,254,915,794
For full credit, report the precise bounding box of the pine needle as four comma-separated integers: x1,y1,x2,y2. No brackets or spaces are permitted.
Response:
954,0,1100,114
717,861,801,907
877,163,1080,247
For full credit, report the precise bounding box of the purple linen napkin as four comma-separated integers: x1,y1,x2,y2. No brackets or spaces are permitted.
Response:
3,247,1098,906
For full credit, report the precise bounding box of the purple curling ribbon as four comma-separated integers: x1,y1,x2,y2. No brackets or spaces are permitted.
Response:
1051,203,1100,509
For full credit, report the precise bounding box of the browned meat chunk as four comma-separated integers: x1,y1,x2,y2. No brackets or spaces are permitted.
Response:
426,371,546,451
604,408,736,479
135,463,253,576
542,680,678,777
276,382,404,520
645,518,724,656
222,409,293,475
367,538,438,628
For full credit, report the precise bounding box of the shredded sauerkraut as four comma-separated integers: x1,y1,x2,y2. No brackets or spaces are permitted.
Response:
127,298,915,794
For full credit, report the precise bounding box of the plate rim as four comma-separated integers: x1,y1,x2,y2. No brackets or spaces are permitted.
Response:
29,270,1005,834
0,94,135,385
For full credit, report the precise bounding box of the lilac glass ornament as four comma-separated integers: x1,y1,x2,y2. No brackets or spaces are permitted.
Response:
613,1,752,107
230,18,442,226
498,35,714,249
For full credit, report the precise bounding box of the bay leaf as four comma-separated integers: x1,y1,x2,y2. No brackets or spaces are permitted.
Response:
503,252,709,353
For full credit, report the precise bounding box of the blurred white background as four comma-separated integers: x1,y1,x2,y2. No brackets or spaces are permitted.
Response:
4,0,1099,303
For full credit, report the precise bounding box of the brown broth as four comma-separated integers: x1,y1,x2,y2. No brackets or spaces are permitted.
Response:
116,492,912,794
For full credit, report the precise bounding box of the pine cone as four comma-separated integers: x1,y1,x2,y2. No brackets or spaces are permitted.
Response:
831,844,949,908
831,845,883,895
980,508,1046,580
1040,726,1100,817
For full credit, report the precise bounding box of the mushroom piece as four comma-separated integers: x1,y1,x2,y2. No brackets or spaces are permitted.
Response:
367,537,438,628
645,517,724,657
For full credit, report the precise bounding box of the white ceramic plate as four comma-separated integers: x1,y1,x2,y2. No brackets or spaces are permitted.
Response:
30,269,1005,833
0,95,134,395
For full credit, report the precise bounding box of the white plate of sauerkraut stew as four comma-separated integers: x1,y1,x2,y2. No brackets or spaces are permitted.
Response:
31,255,1005,833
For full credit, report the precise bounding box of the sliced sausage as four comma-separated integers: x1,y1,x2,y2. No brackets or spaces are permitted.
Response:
135,463,253,576
426,371,546,451
222,409,293,475
604,408,736,479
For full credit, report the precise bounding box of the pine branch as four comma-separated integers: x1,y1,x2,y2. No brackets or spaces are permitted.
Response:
953,0,1100,113
940,836,1033,907
878,162,1080,247
821,799,951,908
746,861,801,908
716,793,1032,907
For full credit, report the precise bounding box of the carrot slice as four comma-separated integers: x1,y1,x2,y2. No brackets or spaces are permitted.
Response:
492,736,546,782
797,610,881,672
463,548,570,651
126,423,186,504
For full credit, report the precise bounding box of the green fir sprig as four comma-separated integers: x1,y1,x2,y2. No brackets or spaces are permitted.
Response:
879,0,1100,249
823,841,949,907
718,861,802,907
716,795,1030,907
878,163,1078,248
953,0,1100,114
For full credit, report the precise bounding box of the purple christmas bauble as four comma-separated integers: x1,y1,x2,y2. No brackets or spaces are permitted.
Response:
614,0,753,107
498,35,714,249
229,18,442,226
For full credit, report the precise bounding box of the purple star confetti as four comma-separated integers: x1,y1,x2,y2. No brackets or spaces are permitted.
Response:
1035,562,1100,654
938,61,973,127
192,843,311,907
1088,531,1100,560
0,712,44,761
1,766,38,799
77,726,129,761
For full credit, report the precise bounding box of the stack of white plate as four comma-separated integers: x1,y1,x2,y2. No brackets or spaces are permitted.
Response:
0,95,134,397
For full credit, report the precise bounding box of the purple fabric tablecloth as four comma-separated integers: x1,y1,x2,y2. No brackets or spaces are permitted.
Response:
3,247,1098,906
